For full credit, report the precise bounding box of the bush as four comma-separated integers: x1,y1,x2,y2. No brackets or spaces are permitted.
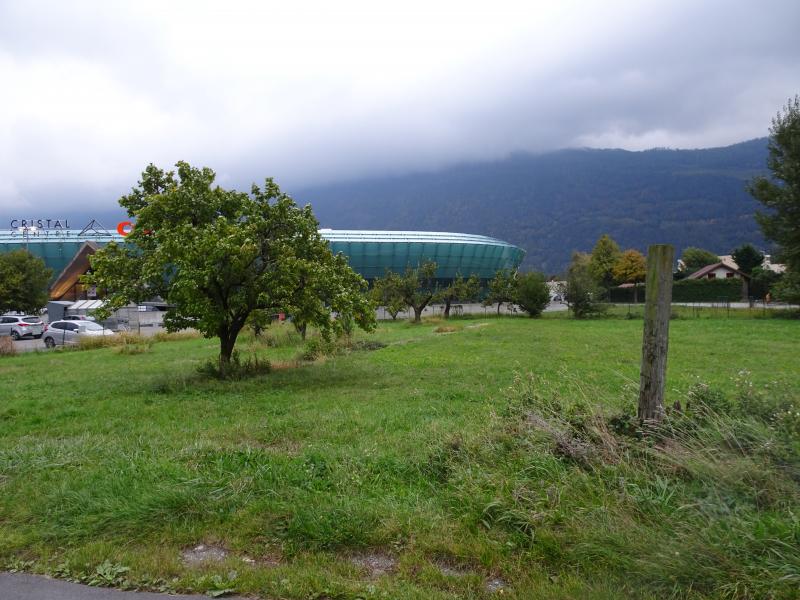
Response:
515,272,550,317
299,337,336,361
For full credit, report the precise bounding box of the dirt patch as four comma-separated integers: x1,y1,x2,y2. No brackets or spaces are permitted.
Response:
433,558,473,578
350,550,397,578
181,544,228,565
485,577,508,593
465,323,490,329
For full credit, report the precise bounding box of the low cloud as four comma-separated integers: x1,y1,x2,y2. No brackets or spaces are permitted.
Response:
1,0,798,216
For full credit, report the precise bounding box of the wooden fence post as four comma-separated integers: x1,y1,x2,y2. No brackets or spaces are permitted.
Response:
638,244,674,423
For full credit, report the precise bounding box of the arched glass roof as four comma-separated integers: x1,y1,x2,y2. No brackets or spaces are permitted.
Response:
1,228,525,282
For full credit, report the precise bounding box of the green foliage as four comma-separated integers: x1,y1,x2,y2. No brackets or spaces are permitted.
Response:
372,261,438,322
565,252,606,318
514,272,550,317
436,274,479,318
84,162,375,369
483,269,517,314
731,243,764,275
749,266,782,299
370,277,407,320
750,96,800,273
0,249,52,314
773,269,800,304
588,234,621,291
672,278,743,302
680,246,719,272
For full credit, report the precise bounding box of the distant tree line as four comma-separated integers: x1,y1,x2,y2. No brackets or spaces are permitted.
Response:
371,263,551,321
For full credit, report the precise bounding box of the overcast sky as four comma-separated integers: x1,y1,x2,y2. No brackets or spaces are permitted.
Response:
1,0,798,217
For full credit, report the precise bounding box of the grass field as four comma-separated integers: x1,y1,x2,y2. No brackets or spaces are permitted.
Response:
0,314,798,599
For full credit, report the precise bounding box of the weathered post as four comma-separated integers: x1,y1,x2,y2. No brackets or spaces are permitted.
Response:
638,244,674,423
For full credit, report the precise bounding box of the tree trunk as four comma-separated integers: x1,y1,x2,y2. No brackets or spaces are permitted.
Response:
219,330,238,371
299,322,307,340
496,302,502,315
638,245,674,424
218,318,246,374
413,306,423,322
443,298,452,319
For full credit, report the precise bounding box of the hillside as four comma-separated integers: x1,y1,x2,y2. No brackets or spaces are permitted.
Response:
296,138,770,273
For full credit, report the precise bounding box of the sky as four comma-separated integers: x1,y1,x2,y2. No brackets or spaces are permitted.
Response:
1,0,798,219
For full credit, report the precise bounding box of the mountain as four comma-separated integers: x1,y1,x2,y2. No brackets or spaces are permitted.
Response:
295,138,770,273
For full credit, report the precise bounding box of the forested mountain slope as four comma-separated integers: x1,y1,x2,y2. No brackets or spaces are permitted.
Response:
297,138,769,273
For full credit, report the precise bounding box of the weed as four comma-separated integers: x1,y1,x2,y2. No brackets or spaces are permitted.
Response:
0,336,15,357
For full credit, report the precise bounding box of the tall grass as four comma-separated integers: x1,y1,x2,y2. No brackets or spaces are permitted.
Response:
435,371,800,598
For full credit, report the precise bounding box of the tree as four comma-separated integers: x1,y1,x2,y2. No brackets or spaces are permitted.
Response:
371,277,407,320
515,272,550,317
483,269,517,315
750,96,800,273
731,244,764,275
612,249,647,303
565,252,605,318
588,234,622,293
438,274,479,319
0,250,52,314
377,261,438,323
680,247,719,273
85,162,375,370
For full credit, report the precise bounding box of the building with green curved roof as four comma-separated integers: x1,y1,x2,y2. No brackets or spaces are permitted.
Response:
0,227,525,300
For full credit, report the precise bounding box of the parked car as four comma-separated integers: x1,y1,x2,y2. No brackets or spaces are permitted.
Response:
43,320,116,348
62,314,96,321
0,315,45,340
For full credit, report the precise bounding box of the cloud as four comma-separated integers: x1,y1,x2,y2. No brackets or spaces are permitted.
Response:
0,0,798,215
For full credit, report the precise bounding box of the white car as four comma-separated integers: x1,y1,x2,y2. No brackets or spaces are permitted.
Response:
43,320,116,347
0,315,45,340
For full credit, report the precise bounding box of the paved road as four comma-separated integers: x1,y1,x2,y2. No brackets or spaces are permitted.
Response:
0,573,245,600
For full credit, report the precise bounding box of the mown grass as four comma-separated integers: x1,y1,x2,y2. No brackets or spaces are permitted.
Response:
0,315,798,599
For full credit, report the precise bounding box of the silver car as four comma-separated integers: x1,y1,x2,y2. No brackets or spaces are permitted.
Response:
0,315,45,340
43,320,116,348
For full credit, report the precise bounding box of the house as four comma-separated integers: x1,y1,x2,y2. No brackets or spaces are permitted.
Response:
687,262,749,281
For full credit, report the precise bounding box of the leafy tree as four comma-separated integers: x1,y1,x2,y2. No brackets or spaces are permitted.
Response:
565,252,605,318
376,261,438,323
612,249,646,303
588,234,622,293
370,276,407,320
680,247,719,273
85,162,375,370
483,269,517,315
438,274,479,319
749,266,782,300
515,271,550,317
749,96,800,273
731,244,764,275
0,250,52,314
773,270,800,304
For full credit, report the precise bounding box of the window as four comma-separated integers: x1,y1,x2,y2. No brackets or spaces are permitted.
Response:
726,272,735,278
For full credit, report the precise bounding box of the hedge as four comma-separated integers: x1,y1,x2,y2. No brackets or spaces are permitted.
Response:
609,278,745,303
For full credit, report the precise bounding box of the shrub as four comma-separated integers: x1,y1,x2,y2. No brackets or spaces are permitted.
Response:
299,337,336,361
515,272,550,317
